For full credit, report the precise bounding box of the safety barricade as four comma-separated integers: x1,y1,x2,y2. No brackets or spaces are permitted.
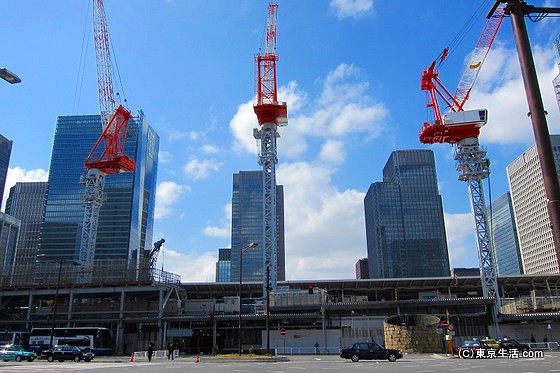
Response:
129,349,179,362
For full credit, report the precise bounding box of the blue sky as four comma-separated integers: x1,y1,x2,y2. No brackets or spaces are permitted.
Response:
1,0,560,282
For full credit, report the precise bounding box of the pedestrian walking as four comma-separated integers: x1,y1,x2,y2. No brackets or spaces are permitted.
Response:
314,341,320,355
147,343,154,362
167,342,174,360
544,334,548,343
530,334,536,343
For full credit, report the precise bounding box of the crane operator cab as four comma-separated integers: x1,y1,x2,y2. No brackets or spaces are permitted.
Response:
443,109,487,127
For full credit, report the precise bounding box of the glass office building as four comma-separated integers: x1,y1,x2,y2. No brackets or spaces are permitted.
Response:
0,133,13,209
37,111,158,280
215,248,232,282
5,182,48,284
0,212,20,286
230,171,285,283
488,192,522,275
364,150,450,278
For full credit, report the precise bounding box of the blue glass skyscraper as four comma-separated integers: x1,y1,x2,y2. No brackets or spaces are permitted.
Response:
6,182,48,284
230,171,285,283
216,248,232,283
364,150,450,278
489,192,522,275
37,111,158,278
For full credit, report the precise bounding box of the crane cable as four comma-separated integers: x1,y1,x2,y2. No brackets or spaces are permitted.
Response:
435,0,495,70
73,1,92,114
110,37,128,107
72,1,128,114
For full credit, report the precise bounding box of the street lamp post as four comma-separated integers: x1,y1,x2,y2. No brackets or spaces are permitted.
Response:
45,259,80,348
0,68,21,84
238,241,257,355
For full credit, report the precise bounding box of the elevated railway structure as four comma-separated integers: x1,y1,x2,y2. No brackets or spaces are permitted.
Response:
1,275,560,354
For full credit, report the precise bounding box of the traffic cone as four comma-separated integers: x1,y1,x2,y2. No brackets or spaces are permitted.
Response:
195,353,200,363
129,352,135,362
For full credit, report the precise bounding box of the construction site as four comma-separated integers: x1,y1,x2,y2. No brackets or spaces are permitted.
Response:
2,0,560,358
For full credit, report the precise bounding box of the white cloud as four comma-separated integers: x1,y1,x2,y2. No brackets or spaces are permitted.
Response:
2,167,48,211
330,0,373,19
157,247,217,282
155,181,190,219
278,162,366,279
200,144,219,154
229,101,260,154
167,129,189,141
158,151,172,164
468,44,560,145
294,64,388,139
444,212,478,269
183,158,222,180
203,203,232,239
318,140,345,165
229,64,388,162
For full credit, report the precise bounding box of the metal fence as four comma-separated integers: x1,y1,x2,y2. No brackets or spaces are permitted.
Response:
2,258,180,287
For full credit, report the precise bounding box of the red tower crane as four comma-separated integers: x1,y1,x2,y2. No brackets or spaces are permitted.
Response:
420,5,505,144
419,4,505,334
252,2,287,294
79,0,135,283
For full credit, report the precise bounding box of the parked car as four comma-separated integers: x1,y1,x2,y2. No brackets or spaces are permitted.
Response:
40,345,94,362
499,337,530,351
340,342,403,362
0,345,37,362
480,337,500,350
458,340,482,358
457,339,498,358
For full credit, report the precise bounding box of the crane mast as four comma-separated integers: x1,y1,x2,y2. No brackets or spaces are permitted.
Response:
79,0,135,283
253,2,287,294
419,5,505,327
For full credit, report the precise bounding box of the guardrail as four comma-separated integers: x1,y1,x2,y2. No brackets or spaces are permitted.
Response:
527,342,560,351
130,349,179,361
275,346,339,355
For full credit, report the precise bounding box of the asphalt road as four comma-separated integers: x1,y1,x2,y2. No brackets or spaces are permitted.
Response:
1,352,560,373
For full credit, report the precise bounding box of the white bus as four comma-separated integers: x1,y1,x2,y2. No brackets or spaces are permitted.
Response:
29,327,113,355
0,331,30,348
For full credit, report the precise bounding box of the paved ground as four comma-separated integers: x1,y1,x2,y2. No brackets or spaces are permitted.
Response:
1,352,559,373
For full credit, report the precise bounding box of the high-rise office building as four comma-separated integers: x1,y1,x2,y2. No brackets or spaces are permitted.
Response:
0,212,20,286
364,150,450,279
0,134,13,210
507,135,560,274
37,111,159,281
5,182,48,284
488,192,522,275
216,248,232,282
355,258,369,279
230,171,285,283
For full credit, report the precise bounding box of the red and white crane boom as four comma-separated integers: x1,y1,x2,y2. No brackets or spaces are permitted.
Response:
418,4,505,332
420,5,505,144
79,0,135,282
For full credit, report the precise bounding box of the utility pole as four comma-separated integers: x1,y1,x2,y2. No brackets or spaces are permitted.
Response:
489,1,560,266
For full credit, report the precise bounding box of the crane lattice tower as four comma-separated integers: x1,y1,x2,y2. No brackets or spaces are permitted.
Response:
253,2,287,293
